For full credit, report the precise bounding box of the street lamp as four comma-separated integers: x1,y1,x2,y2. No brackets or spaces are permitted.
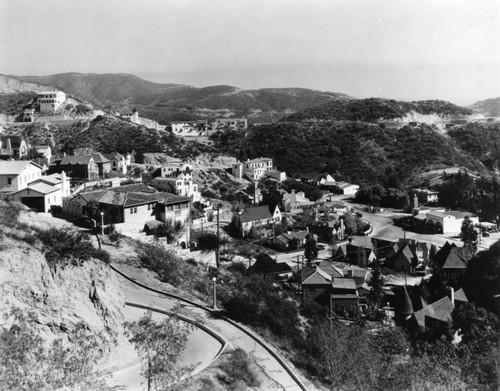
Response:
212,277,218,310
100,211,104,235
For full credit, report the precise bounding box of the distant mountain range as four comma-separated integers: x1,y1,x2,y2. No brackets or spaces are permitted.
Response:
469,97,500,117
7,73,350,123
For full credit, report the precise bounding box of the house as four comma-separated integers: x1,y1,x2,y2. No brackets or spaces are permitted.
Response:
0,136,29,159
273,230,309,250
235,158,273,181
239,205,282,235
425,210,479,234
304,173,336,187
248,253,293,281
0,161,43,193
412,188,439,204
282,189,315,214
104,152,131,175
346,236,377,267
330,278,359,313
63,185,191,246
333,181,360,195
34,145,52,163
301,262,344,304
413,296,455,330
92,153,112,177
212,117,248,131
37,91,66,113
13,171,71,213
262,170,287,182
152,162,201,202
115,107,139,123
50,155,99,180
171,120,210,137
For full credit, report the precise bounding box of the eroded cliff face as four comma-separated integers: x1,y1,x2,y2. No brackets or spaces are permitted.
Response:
0,235,136,373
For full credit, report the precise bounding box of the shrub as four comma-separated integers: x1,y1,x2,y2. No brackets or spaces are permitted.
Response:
217,349,260,390
91,249,111,264
37,227,94,269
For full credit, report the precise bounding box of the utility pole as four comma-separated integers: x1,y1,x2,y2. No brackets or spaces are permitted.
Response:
216,205,220,269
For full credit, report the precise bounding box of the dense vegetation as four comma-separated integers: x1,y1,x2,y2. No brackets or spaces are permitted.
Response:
448,122,500,171
284,98,473,122
0,92,36,116
4,115,213,163
217,121,485,186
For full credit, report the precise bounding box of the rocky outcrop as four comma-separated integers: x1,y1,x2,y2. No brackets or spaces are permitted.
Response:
0,237,136,372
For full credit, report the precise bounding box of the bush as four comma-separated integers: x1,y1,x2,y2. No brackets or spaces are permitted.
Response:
91,249,111,264
217,349,260,390
37,227,94,269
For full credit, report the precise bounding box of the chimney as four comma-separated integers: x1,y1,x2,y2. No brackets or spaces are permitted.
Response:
61,171,67,196
448,286,455,307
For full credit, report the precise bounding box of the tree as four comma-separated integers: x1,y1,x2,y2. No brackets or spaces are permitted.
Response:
366,262,384,317
124,311,191,391
304,234,318,265
461,216,478,253
195,231,227,253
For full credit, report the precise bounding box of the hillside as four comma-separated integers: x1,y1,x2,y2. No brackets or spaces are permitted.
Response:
10,72,350,123
469,97,500,117
216,121,489,187
1,115,215,162
12,72,185,106
283,98,474,123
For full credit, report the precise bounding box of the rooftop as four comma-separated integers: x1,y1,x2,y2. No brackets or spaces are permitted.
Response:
240,205,275,223
0,161,40,175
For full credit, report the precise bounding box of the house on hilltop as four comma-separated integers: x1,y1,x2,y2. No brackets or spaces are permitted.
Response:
232,158,274,182
282,189,315,214
37,91,66,114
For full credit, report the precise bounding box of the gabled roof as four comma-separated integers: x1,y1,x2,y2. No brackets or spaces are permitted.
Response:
317,261,344,278
442,247,473,270
13,182,59,195
454,288,468,303
301,265,332,285
0,135,24,148
414,296,454,328
91,153,111,164
240,205,275,223
0,161,40,175
60,155,93,165
104,152,125,161
249,253,292,275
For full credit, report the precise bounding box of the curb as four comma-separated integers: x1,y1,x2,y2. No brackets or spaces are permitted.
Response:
124,301,227,373
111,264,309,391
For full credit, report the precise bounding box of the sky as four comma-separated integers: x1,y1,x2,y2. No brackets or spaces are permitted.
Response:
1,0,499,104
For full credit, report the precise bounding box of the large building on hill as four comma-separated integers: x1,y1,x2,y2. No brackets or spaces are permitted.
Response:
37,91,66,114
232,157,274,181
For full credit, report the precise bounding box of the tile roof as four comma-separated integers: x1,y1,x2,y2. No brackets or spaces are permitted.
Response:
60,155,92,165
330,294,359,300
240,205,274,223
317,261,344,278
111,183,157,193
0,160,33,175
442,247,472,270
301,265,332,285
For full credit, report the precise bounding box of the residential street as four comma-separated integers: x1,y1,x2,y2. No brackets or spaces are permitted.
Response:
112,266,313,391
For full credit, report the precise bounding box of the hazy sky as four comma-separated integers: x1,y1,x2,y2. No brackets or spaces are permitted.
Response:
1,0,499,103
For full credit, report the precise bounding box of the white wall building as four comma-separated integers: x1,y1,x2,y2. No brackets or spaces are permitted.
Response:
426,211,479,234
37,91,66,114
0,161,43,193
243,158,273,181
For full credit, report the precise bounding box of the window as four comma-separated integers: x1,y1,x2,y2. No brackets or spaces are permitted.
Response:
7,177,12,185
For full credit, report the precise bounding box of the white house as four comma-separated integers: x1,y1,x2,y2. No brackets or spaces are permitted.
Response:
237,158,273,181
239,205,282,235
37,91,66,114
153,162,201,202
334,181,360,195
35,145,52,163
0,161,43,193
282,190,315,214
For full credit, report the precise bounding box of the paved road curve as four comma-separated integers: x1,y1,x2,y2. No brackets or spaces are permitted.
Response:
113,266,312,391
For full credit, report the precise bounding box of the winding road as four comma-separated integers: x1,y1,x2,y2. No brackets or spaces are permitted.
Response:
110,265,311,391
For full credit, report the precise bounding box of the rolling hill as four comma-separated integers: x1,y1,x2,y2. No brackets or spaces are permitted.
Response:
469,97,500,117
283,98,475,123
9,72,350,123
